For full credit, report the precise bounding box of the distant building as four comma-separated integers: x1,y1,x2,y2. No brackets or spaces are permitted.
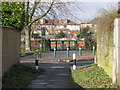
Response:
80,23,92,29
34,19,80,35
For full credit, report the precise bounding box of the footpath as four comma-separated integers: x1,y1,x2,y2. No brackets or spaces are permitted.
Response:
20,51,94,88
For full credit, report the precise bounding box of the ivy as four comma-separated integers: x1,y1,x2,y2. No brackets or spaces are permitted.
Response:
2,2,25,30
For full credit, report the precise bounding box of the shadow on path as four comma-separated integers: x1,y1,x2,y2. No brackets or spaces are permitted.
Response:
21,61,94,89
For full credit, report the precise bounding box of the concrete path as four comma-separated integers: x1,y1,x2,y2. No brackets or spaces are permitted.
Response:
23,61,93,89
26,63,71,88
20,50,94,63
20,50,94,89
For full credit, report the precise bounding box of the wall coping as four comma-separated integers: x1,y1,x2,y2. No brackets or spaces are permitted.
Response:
2,26,21,32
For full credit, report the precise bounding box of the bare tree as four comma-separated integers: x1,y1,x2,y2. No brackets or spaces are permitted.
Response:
24,0,54,51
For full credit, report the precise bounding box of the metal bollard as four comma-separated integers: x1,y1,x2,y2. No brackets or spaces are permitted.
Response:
92,46,95,55
67,47,69,57
35,53,39,70
54,47,56,57
79,47,82,56
73,53,76,70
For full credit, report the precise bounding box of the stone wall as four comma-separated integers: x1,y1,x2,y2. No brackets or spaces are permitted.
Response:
95,18,120,86
2,27,21,75
95,30,113,78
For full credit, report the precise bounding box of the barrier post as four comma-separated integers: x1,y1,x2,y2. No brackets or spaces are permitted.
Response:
54,47,56,57
73,53,76,70
67,47,69,57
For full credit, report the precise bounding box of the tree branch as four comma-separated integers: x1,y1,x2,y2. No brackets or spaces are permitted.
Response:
25,1,29,27
29,2,40,22
30,0,54,26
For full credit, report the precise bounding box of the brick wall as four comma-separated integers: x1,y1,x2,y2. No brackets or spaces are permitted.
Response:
2,27,21,75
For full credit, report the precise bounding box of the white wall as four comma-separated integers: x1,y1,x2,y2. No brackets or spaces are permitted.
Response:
56,25,80,31
113,18,120,85
67,25,80,31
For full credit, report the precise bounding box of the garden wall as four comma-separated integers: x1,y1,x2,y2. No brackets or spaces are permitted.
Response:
2,27,21,75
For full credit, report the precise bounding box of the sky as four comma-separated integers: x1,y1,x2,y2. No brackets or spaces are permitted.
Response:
69,2,118,23
31,0,119,23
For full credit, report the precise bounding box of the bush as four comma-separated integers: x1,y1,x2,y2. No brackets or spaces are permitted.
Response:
56,31,65,38
2,2,25,30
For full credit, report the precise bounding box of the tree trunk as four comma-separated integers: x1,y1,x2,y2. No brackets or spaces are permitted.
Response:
25,26,31,51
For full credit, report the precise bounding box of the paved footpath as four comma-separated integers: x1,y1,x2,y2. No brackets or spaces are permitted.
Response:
20,51,94,89
22,62,93,89
26,63,71,88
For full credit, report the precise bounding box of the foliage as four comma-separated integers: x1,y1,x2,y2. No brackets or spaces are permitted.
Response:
56,31,66,38
92,8,120,36
2,64,42,88
81,26,89,38
2,2,25,30
69,64,119,88
81,26,96,50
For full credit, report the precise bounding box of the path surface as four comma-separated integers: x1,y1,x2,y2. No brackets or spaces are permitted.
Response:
23,61,93,89
20,50,94,63
20,50,94,88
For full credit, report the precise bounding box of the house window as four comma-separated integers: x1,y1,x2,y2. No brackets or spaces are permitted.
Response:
67,20,70,23
64,25,67,28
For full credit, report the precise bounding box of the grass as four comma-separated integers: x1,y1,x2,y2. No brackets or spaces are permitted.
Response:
2,63,43,88
69,64,120,88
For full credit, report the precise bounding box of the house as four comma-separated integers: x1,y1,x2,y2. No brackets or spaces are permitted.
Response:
33,19,80,39
80,23,92,30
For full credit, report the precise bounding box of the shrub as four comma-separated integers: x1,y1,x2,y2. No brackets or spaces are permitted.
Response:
2,2,25,30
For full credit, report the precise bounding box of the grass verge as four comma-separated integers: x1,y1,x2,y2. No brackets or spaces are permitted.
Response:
2,63,43,88
69,64,120,88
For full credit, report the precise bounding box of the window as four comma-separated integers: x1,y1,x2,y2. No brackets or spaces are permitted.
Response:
64,25,67,28
67,20,70,23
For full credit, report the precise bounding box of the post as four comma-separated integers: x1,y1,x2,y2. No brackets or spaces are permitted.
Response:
79,47,82,56
73,53,76,70
43,37,46,51
66,47,69,57
68,41,70,50
92,46,95,55
54,47,56,57
41,35,43,51
35,54,39,70
74,41,77,50
62,41,64,49
55,41,57,51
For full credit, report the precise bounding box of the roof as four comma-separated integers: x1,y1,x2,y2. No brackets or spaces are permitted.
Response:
34,19,80,25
